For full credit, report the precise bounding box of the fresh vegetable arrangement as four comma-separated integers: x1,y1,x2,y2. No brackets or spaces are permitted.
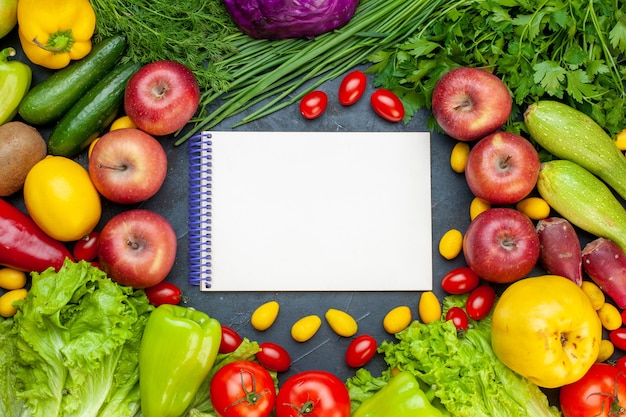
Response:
347,295,561,416
1,0,626,416
367,0,626,136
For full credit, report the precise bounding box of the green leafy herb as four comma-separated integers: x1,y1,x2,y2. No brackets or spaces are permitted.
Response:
89,0,241,93
367,0,626,135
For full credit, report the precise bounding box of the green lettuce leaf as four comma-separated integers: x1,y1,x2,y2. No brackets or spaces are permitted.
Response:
4,260,152,417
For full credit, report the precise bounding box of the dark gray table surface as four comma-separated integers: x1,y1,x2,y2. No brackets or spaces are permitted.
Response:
2,27,559,392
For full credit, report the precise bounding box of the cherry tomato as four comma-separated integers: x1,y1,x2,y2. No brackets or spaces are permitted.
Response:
275,371,350,417
440,266,480,294
621,308,626,326
465,284,496,320
338,70,367,106
144,281,183,306
445,306,469,331
73,231,100,262
560,363,626,417
300,90,328,119
256,341,291,372
345,334,377,368
210,360,276,417
370,88,404,122
219,325,243,354
610,328,626,351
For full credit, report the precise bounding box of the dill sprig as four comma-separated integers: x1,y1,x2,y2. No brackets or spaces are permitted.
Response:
89,0,242,93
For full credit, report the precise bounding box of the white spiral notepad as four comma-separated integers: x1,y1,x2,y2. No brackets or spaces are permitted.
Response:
188,130,432,291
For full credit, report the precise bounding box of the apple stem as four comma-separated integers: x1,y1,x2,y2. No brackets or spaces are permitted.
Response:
500,155,512,169
126,240,140,250
98,163,127,172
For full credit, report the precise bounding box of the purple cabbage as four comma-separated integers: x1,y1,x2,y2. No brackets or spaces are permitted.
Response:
223,0,361,39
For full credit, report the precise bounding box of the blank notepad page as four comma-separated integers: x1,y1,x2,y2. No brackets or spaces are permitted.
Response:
188,131,432,291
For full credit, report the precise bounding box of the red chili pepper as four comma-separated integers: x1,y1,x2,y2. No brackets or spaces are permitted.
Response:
0,198,74,272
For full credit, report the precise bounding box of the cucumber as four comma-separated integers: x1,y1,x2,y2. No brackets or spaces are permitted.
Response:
536,159,626,252
48,61,141,158
524,100,626,200
18,35,126,125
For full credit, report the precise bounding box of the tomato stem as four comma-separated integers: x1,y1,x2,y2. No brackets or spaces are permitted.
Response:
226,369,271,409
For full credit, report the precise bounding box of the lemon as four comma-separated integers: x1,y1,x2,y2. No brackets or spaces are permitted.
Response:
24,156,101,242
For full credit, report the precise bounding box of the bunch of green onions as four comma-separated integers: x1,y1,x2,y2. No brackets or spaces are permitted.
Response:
176,0,458,144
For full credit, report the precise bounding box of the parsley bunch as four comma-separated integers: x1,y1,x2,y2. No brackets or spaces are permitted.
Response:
368,0,626,135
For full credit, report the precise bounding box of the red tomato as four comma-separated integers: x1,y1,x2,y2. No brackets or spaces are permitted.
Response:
275,371,350,417
445,306,469,331
345,334,377,368
338,70,367,106
441,267,480,294
560,363,626,417
144,281,183,306
300,90,328,119
465,284,496,320
610,328,626,351
219,326,243,354
257,341,291,372
73,231,100,262
210,360,276,417
621,309,626,326
370,89,404,122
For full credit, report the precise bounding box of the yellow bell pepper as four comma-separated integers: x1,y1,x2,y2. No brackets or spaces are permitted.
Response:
17,0,96,69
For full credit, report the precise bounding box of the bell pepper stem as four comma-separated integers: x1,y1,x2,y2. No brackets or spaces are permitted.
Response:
1,47,16,61
32,30,75,53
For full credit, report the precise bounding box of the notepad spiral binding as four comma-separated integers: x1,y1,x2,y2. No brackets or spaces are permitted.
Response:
188,132,212,288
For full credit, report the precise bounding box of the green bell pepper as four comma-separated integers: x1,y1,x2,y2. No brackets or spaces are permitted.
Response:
139,304,222,417
0,47,32,125
352,371,444,417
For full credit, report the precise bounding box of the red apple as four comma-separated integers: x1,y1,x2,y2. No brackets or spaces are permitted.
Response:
464,131,540,204
88,128,167,204
98,209,177,288
431,67,512,141
124,60,200,136
463,207,540,284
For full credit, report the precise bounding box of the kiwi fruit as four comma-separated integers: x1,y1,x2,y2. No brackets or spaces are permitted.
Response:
0,121,47,196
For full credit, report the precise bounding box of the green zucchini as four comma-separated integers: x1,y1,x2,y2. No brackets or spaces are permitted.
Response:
524,100,626,200
18,35,126,125
47,61,141,158
536,159,626,252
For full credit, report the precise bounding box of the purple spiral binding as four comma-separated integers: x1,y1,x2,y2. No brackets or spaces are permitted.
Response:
188,132,212,287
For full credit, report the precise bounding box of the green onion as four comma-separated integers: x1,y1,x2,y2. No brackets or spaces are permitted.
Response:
176,0,457,144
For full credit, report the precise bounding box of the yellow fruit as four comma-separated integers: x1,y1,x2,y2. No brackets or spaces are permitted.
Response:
597,302,622,331
438,228,463,260
23,156,101,241
0,267,26,290
88,137,99,158
418,291,441,324
110,116,137,131
0,288,27,317
291,315,322,342
469,197,491,220
614,128,626,151
325,308,358,337
581,280,605,310
383,305,412,334
450,142,470,173
491,275,602,388
250,300,280,331
596,339,614,363
516,197,551,220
